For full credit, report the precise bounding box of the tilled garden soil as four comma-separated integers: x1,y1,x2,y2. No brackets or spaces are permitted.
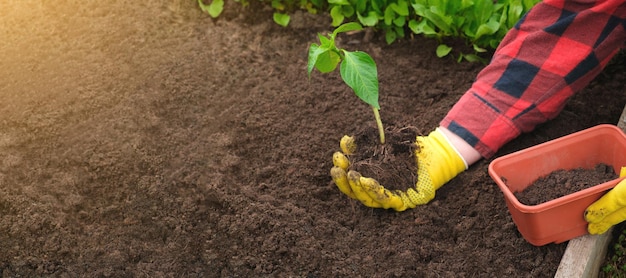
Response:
1,1,626,277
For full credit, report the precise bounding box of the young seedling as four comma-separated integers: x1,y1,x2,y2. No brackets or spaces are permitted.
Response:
307,22,385,144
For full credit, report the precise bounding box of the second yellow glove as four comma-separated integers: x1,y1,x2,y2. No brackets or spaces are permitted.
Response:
585,172,626,234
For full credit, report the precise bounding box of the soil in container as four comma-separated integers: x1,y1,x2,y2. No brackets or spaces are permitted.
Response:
515,163,618,206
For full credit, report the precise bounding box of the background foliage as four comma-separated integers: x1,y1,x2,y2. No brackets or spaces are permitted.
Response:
198,0,539,59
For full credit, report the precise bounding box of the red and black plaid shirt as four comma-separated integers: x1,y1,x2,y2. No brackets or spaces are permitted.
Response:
440,0,626,158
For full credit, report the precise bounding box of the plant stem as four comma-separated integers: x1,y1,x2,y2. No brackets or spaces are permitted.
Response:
372,106,385,144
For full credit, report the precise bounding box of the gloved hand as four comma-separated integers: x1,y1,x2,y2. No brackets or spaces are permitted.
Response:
585,169,626,234
330,128,468,211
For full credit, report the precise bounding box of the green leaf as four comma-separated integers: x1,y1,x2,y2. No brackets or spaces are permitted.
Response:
308,44,340,75
328,0,350,4
315,50,341,73
460,53,486,63
198,0,224,18
408,19,420,33
371,0,383,14
472,44,487,53
384,6,395,26
474,18,500,40
307,43,322,76
393,26,404,38
341,5,355,18
273,13,290,27
409,19,436,36
394,25,405,38
340,51,379,109
318,33,332,47
333,22,363,35
473,0,494,23
357,11,379,27
461,0,474,10
393,15,406,27
436,44,452,58
445,0,462,14
507,1,524,27
355,0,367,13
412,5,453,34
427,6,453,34
271,0,285,10
330,6,345,26
385,29,397,44
410,3,426,16
390,0,409,16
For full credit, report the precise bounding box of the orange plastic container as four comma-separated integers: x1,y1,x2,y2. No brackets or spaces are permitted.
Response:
488,124,626,246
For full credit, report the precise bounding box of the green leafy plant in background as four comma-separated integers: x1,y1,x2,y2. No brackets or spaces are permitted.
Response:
308,22,385,144
328,0,538,60
198,0,225,18
328,0,410,44
198,0,323,27
407,0,539,61
198,0,540,60
270,0,325,26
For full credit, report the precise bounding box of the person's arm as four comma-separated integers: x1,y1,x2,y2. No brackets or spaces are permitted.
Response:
441,0,626,159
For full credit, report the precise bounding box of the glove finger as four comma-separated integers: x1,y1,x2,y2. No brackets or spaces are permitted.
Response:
585,179,626,223
588,206,626,235
347,171,384,208
332,151,350,171
340,135,356,155
330,166,357,199
359,176,408,211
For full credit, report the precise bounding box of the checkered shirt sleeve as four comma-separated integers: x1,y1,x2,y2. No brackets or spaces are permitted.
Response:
440,0,626,158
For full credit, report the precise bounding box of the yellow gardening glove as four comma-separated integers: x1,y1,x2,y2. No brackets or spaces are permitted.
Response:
585,168,626,234
330,128,467,211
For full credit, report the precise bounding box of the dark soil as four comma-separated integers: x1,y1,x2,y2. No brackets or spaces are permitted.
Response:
1,1,626,277
348,126,419,192
516,164,619,205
